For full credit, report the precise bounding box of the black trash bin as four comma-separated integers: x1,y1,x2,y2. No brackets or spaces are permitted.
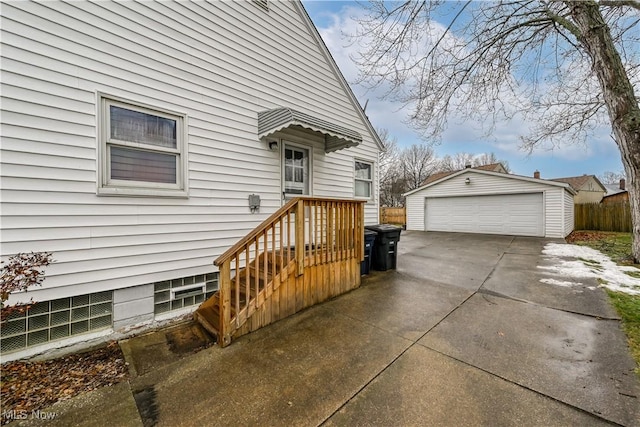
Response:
361,230,377,275
366,224,402,271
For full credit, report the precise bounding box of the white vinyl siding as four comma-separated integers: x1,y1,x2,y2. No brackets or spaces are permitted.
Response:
253,0,269,11
564,190,575,236
405,171,573,238
0,0,380,307
405,195,424,231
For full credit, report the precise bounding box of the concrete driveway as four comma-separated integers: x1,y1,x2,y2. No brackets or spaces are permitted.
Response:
29,231,640,427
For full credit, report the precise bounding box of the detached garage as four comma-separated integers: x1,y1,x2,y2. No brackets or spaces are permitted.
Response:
404,168,575,238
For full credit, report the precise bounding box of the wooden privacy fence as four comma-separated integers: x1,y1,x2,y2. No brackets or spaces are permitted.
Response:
380,207,406,226
574,202,632,232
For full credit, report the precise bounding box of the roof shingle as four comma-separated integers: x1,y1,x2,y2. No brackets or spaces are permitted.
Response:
420,163,506,186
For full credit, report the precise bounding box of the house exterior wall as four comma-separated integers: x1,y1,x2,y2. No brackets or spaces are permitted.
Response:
563,190,575,236
602,192,629,204
405,171,572,238
574,177,605,204
0,0,380,357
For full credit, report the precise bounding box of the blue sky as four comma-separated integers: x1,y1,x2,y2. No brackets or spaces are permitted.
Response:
302,0,625,180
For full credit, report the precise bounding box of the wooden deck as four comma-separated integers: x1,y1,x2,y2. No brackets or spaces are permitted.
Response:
195,197,365,347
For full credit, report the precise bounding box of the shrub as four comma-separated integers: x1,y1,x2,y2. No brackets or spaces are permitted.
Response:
1,252,53,321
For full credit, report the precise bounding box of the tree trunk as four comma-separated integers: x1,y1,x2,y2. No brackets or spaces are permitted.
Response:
567,1,640,262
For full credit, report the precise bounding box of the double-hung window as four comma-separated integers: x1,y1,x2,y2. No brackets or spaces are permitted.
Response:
355,160,373,199
98,96,188,197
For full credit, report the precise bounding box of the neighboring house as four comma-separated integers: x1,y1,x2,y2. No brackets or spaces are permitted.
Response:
420,163,508,187
550,175,606,204
602,179,629,204
405,169,575,238
0,0,383,359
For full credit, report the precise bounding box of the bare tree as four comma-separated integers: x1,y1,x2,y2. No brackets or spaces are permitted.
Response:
377,128,406,206
378,140,439,206
353,0,640,260
439,152,511,172
401,143,439,191
474,152,511,172
377,128,400,186
599,170,627,185
439,153,477,171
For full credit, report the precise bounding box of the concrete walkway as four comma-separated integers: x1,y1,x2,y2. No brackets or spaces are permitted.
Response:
21,231,640,426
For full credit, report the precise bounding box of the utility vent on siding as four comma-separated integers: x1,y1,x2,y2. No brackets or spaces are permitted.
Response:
253,0,269,11
1,291,113,354
154,273,219,314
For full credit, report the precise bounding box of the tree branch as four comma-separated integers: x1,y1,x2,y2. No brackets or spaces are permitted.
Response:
599,0,640,11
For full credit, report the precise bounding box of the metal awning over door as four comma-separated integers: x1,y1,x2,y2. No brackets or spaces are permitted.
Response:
258,107,362,153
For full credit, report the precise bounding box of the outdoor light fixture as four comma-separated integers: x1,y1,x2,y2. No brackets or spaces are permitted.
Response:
268,140,279,151
465,177,471,184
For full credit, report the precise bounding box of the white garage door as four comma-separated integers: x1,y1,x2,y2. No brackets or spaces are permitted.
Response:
425,193,544,237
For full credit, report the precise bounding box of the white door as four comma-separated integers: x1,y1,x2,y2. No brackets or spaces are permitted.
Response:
283,143,310,197
425,193,544,237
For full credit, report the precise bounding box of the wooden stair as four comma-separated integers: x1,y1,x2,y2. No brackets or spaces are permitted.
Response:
194,197,365,348
194,250,293,341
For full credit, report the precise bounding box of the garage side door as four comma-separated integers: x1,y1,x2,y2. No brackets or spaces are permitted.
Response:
425,193,544,237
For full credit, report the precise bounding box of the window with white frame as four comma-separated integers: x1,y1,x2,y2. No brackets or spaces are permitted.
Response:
355,160,372,198
98,96,187,197
283,143,310,196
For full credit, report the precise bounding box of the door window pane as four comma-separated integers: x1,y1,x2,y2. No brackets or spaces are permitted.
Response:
284,145,309,195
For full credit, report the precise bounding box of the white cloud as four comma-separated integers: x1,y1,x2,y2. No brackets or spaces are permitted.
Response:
316,6,421,138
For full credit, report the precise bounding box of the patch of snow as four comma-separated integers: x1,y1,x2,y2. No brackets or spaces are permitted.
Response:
539,278,582,287
539,243,640,295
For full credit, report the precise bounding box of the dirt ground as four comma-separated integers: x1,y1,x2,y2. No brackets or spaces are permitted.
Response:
0,342,128,425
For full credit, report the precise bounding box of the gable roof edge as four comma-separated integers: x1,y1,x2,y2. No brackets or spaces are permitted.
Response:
550,175,607,192
403,168,576,197
293,1,385,152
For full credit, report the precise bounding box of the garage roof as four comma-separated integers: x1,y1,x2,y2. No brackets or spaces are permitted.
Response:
404,168,576,197
420,163,507,187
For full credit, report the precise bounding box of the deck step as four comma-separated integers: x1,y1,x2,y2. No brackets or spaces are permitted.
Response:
194,249,294,342
194,306,220,339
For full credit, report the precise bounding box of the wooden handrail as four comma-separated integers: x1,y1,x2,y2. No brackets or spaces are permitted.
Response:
214,197,365,266
207,196,366,347
214,198,298,267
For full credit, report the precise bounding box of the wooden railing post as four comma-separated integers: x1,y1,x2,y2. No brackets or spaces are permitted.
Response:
295,199,305,276
219,260,232,347
358,201,364,261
